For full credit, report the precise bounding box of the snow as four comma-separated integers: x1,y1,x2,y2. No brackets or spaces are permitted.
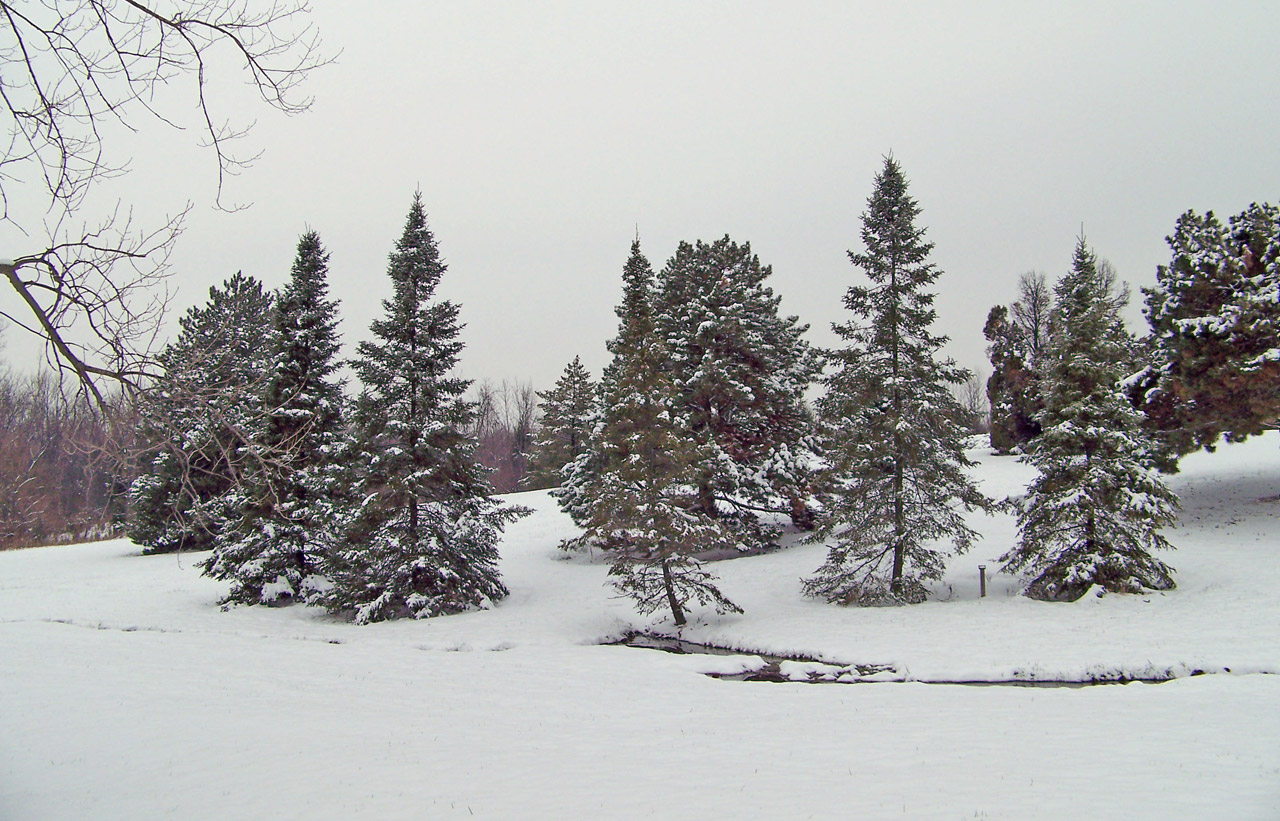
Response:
3,436,1280,818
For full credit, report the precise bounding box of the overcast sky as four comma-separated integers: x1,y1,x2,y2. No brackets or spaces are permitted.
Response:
5,1,1280,394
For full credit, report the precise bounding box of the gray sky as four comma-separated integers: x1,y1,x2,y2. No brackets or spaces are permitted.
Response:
5,1,1280,394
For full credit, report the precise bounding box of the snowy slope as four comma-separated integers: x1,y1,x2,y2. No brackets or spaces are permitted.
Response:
2,435,1278,818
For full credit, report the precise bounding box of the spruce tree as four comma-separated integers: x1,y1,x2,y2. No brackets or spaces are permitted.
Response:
128,272,274,553
571,240,741,626
320,193,524,624
1002,239,1178,601
1135,204,1280,460
524,356,598,491
555,243,654,531
805,157,991,605
654,236,822,537
201,231,347,605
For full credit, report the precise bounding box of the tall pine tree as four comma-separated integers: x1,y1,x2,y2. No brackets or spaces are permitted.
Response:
654,236,822,538
524,355,598,491
570,240,741,626
320,193,525,624
1002,239,1177,601
128,272,274,554
806,157,991,605
555,243,657,532
201,230,347,606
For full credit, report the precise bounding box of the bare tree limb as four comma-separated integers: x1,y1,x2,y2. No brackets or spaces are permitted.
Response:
0,0,329,399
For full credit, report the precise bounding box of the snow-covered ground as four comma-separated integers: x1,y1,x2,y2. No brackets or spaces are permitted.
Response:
2,436,1278,818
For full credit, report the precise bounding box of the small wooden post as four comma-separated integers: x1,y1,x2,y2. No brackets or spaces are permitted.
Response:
979,565,987,598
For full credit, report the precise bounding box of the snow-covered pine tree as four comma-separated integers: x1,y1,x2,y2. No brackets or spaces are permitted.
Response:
654,236,822,538
1135,204,1280,461
523,355,598,491
554,242,653,531
128,272,274,553
1002,238,1178,601
805,156,991,605
201,230,347,606
572,240,741,626
320,193,525,624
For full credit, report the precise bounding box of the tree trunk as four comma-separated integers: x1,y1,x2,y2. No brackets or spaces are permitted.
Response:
789,496,816,530
889,231,905,594
662,558,686,627
696,478,718,520
892,454,905,592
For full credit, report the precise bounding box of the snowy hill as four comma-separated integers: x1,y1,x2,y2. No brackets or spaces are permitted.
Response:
2,436,1278,818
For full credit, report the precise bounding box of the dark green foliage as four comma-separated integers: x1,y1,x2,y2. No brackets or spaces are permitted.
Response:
984,272,1053,453
569,241,741,626
806,157,992,605
1002,239,1177,601
556,242,655,530
984,305,1042,452
128,272,274,554
654,236,822,538
1136,204,1280,462
319,193,525,624
200,231,347,606
524,356,598,491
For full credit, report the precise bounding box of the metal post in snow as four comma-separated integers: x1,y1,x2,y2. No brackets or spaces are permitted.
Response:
979,565,987,598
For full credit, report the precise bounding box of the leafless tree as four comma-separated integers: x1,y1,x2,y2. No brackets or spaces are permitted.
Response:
1,1,328,405
0,364,132,548
956,369,990,435
1011,271,1051,367
469,379,539,493
1095,258,1131,322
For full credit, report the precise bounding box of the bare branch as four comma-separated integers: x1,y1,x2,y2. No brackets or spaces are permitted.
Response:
0,1,328,398
1,0,330,213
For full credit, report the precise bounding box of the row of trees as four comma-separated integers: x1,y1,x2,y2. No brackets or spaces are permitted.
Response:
534,160,993,616
985,205,1280,466
129,194,525,623
529,157,1264,622
15,160,1273,627
0,360,130,549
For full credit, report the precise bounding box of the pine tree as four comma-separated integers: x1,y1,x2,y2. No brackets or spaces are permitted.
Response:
128,272,274,554
555,242,654,531
1135,204,1280,461
524,356,598,490
201,231,347,606
654,236,822,538
571,240,741,626
805,157,992,605
1002,239,1177,601
320,193,525,624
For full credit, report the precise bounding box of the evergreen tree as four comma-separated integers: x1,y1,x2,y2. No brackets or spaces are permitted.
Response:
524,356,598,490
983,304,1041,453
201,231,347,605
320,193,525,624
570,240,741,626
128,272,274,554
1002,239,1178,601
805,157,991,605
555,242,654,531
654,235,822,538
1134,204,1280,461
